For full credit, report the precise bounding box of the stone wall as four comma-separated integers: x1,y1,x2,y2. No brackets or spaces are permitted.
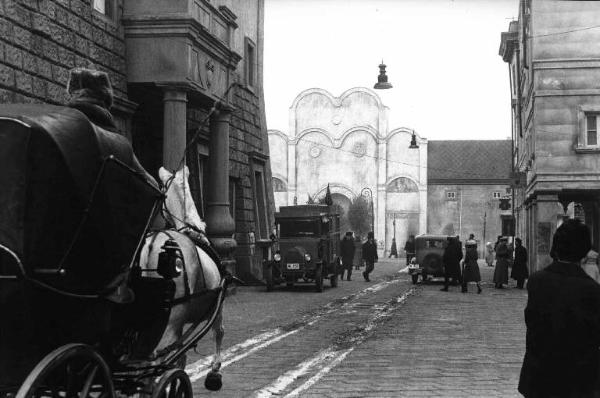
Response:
0,0,127,107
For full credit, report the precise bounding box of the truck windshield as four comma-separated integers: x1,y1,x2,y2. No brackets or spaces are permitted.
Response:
279,219,319,237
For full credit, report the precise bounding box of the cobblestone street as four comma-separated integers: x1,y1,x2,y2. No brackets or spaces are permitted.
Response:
187,259,527,397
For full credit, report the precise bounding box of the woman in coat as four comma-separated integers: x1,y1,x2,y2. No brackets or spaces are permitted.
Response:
462,240,482,294
493,237,510,288
510,237,529,289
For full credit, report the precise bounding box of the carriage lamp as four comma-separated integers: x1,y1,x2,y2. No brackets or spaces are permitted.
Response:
274,252,282,262
304,253,312,262
158,238,184,279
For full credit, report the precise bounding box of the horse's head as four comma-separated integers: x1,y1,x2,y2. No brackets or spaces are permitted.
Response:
158,166,206,233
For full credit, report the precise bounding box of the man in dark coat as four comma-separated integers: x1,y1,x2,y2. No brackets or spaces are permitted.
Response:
441,236,462,291
340,231,356,281
518,219,600,398
362,232,378,282
511,237,529,289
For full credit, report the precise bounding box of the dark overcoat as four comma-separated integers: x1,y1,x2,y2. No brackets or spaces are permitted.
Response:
493,242,510,285
362,240,378,263
518,261,600,398
442,240,463,279
511,245,529,281
340,236,356,266
462,247,481,282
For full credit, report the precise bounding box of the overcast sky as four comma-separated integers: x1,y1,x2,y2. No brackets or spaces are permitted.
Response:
263,0,519,141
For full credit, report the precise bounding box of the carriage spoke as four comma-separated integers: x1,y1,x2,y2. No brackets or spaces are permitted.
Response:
79,365,99,398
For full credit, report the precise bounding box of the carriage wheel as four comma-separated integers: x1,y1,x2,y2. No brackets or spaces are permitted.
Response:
16,344,115,398
151,369,193,398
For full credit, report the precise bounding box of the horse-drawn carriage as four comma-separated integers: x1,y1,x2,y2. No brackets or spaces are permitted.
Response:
0,105,230,397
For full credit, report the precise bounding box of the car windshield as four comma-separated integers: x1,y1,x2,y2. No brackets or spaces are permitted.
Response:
279,219,319,237
418,239,444,249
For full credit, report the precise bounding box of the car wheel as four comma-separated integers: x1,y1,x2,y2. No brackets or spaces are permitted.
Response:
315,266,323,292
411,274,419,284
422,254,443,278
265,266,274,292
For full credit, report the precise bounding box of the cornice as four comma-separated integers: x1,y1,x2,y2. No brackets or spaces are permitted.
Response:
123,16,242,69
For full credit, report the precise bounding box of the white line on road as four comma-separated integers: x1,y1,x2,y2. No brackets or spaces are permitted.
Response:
251,288,416,398
185,277,404,381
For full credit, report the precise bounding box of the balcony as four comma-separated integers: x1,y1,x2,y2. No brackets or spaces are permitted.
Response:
122,0,242,100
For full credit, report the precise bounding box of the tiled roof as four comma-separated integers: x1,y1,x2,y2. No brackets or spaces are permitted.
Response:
427,140,512,182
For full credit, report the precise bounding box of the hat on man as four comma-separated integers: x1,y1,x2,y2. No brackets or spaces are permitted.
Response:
367,231,374,239
345,231,353,237
67,67,114,108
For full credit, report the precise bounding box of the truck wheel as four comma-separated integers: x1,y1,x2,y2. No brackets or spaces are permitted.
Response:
411,274,419,284
265,266,274,292
315,267,323,292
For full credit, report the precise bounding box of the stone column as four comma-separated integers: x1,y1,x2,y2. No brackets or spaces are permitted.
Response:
205,108,237,274
531,194,562,272
162,89,188,171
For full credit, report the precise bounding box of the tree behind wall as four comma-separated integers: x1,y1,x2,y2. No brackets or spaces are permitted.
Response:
347,196,371,239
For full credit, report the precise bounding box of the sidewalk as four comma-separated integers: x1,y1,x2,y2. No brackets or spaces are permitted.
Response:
307,260,529,397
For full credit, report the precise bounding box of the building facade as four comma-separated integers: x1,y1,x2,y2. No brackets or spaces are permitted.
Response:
269,88,513,257
500,0,600,272
0,0,274,282
427,140,513,252
269,87,428,255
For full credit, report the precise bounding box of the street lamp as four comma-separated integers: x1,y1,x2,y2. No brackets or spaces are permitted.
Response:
361,187,375,234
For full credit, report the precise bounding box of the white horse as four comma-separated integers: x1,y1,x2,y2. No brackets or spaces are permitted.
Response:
138,166,224,390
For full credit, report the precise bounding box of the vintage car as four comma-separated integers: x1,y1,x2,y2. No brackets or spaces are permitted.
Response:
265,205,340,292
408,234,451,284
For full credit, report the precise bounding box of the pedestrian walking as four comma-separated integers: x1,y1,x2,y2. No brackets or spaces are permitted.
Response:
362,232,378,282
581,248,600,284
461,239,482,294
510,238,528,289
441,236,462,291
485,241,495,267
493,237,510,288
404,235,415,266
518,219,600,398
388,238,398,258
340,231,356,281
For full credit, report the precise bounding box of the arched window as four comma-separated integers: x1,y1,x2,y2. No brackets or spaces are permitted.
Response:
272,177,287,192
386,177,418,193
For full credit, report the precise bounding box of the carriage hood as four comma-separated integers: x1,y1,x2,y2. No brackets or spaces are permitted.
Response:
0,104,162,294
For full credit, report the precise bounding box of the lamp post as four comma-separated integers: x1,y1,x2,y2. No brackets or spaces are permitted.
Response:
361,187,374,234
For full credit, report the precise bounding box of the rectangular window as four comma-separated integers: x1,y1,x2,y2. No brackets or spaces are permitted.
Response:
446,191,456,200
93,0,115,19
493,192,502,199
587,114,598,146
245,37,256,88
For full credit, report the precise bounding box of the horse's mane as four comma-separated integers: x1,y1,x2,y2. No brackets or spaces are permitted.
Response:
159,166,206,233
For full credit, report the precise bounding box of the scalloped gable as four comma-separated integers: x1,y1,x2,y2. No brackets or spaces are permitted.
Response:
427,140,512,183
290,87,388,140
